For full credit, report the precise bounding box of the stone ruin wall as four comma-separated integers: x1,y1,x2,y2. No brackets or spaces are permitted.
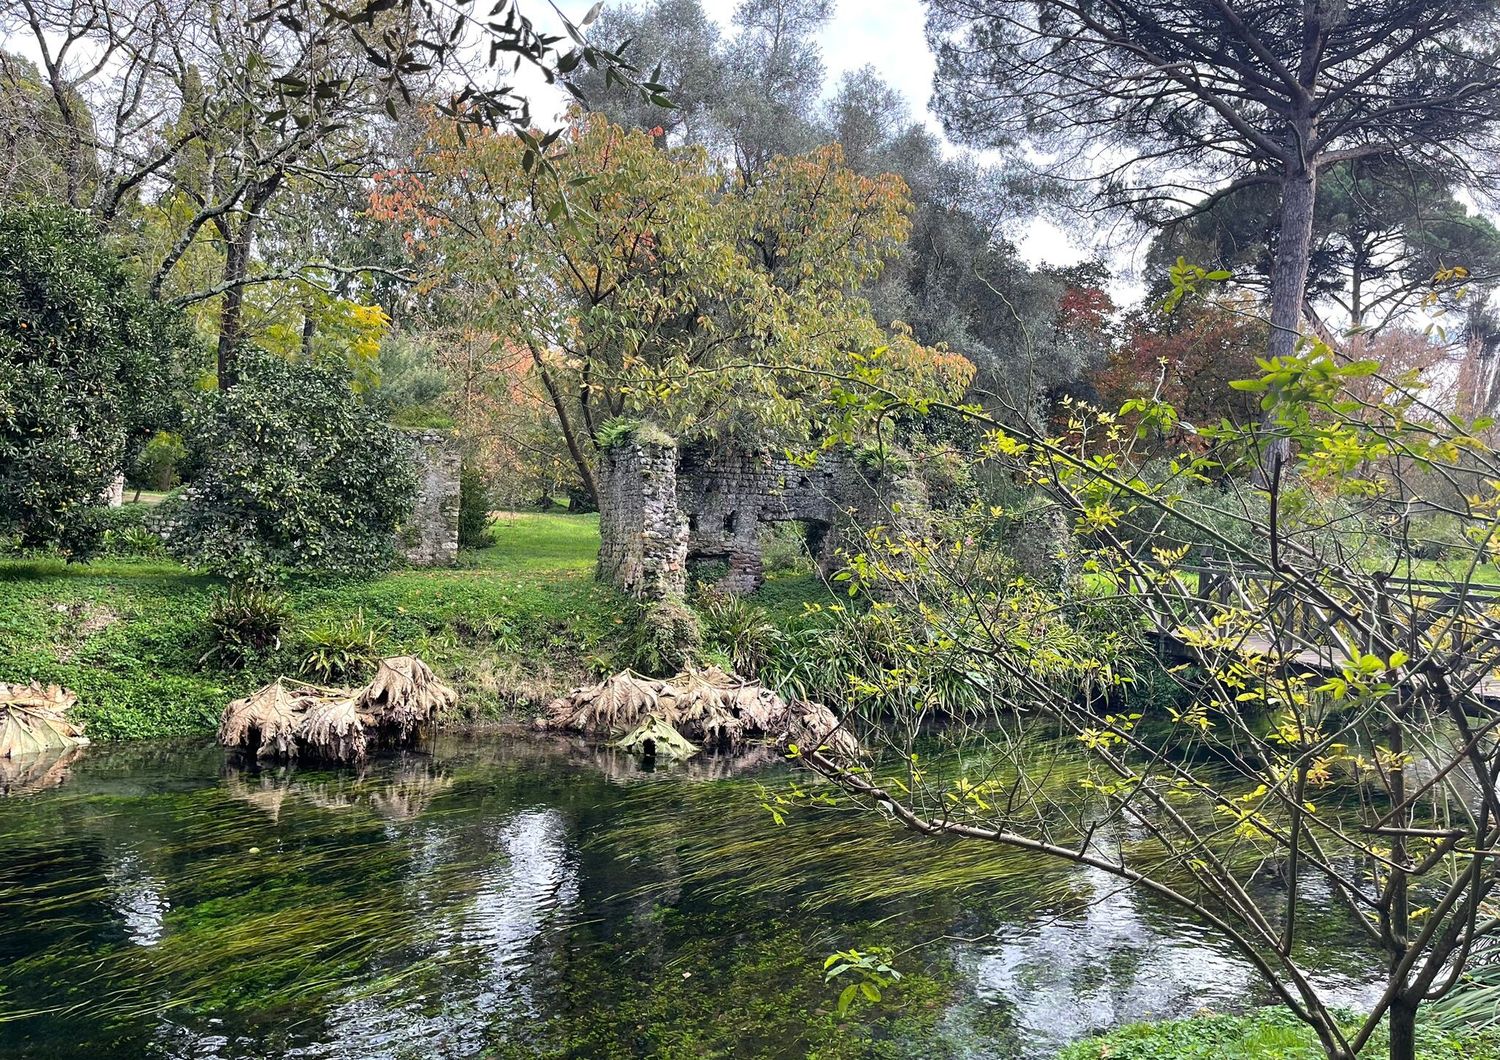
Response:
398,428,462,567
597,436,925,599
597,437,688,597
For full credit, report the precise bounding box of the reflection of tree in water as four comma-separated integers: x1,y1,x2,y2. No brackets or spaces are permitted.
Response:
223,755,455,822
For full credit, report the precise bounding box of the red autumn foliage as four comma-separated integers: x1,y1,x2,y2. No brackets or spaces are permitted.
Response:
1092,299,1267,454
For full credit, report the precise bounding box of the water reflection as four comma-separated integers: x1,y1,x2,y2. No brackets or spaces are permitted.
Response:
223,757,455,822
0,744,86,796
0,735,1385,1060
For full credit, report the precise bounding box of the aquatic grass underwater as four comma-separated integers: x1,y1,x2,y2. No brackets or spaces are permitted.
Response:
0,734,1390,1060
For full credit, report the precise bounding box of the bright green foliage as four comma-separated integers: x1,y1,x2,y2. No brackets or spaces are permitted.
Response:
167,355,415,582
1054,1007,1500,1060
299,609,388,684
824,947,903,1019
0,205,188,557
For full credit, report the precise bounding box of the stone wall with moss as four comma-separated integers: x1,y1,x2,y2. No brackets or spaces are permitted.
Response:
397,428,461,566
597,431,688,597
598,431,925,598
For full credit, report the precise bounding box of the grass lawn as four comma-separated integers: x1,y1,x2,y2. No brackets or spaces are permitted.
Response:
0,511,835,741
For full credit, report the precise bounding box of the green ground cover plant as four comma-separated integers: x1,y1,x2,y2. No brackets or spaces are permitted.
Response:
1055,1007,1500,1060
0,512,836,740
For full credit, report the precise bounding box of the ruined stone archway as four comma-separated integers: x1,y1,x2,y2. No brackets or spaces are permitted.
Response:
596,432,923,599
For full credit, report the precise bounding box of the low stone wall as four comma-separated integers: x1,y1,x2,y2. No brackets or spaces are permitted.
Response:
398,428,461,567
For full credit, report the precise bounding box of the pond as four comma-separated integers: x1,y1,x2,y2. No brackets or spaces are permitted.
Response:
0,734,1383,1059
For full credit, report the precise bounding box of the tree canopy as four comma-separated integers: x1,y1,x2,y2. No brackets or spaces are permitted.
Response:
0,204,188,556
372,113,972,498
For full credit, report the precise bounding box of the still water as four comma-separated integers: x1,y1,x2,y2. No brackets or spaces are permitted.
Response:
0,734,1381,1059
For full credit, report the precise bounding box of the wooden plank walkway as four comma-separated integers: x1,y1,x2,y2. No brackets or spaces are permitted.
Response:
1146,565,1500,705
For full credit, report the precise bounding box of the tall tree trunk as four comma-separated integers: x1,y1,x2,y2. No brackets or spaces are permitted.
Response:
300,306,317,359
1259,160,1319,484
525,338,598,505
215,177,281,388
1388,995,1416,1060
216,228,251,387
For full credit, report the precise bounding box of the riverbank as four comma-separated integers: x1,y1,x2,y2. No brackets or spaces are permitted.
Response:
1057,1006,1500,1059
0,511,832,741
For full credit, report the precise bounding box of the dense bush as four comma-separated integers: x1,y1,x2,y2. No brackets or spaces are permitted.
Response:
698,590,778,676
167,355,416,581
0,205,188,558
458,462,492,548
202,585,290,670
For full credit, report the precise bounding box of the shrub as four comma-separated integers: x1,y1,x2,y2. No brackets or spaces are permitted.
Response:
300,610,389,685
617,598,701,677
96,504,164,556
0,205,188,558
202,585,290,670
458,463,492,548
698,590,779,676
106,524,165,557
168,355,416,581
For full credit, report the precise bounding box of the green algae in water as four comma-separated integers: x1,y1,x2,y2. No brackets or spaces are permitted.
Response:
0,735,1383,1059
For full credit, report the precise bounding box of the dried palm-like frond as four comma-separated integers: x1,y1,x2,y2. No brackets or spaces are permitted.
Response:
614,714,700,760
219,681,303,759
0,681,89,760
659,667,740,746
358,656,458,742
783,699,861,762
544,667,859,763
296,697,367,763
545,670,663,734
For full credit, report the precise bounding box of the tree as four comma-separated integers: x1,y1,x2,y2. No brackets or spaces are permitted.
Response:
373,113,971,503
573,2,1096,427
929,0,1500,474
789,266,1500,1059
1145,159,1500,335
0,0,661,384
1093,296,1268,456
573,0,830,176
0,204,187,557
166,354,415,581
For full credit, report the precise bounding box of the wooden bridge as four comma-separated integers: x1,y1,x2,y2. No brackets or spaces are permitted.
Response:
1139,563,1500,703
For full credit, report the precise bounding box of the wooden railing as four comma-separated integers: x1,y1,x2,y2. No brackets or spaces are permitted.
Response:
1141,561,1500,694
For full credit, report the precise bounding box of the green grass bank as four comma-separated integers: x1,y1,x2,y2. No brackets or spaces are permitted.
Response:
1056,1007,1500,1060
0,512,830,741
